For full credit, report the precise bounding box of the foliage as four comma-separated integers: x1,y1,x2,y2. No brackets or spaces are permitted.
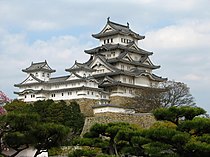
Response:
31,100,85,135
153,106,206,125
71,106,210,157
0,99,85,157
48,147,63,156
4,99,30,113
32,123,70,157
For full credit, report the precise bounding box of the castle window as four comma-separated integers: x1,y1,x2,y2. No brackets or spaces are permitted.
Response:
35,72,38,77
87,91,89,95
62,93,64,96
107,39,109,43
68,92,72,95
51,94,55,97
121,38,123,42
47,73,50,77
55,85,59,88
121,65,124,70
92,91,94,95
25,95,27,98
111,51,115,57
129,90,132,94
123,77,126,82
111,38,113,43
129,78,133,84
104,40,106,44
107,54,111,57
42,73,45,77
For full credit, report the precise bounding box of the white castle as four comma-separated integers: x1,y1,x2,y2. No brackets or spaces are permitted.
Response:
14,19,166,104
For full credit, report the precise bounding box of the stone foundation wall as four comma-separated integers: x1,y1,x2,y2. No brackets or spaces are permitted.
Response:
81,112,156,136
76,99,99,117
65,99,99,117
109,96,134,107
64,96,136,117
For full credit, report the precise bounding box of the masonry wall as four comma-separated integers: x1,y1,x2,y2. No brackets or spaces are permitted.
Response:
65,96,134,117
109,96,134,107
81,112,156,136
65,98,99,117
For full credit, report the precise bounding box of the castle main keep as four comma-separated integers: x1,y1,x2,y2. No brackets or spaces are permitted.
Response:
14,19,166,108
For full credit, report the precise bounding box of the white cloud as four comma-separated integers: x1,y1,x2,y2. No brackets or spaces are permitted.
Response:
143,20,210,50
0,29,92,98
26,20,59,31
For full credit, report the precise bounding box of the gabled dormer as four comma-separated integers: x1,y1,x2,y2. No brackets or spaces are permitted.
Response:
65,60,95,78
14,74,43,87
22,60,55,81
92,17,145,46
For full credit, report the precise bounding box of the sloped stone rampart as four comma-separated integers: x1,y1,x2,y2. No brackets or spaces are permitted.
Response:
81,112,156,136
65,99,99,117
110,96,134,107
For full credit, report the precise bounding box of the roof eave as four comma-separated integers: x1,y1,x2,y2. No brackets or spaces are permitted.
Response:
22,69,56,73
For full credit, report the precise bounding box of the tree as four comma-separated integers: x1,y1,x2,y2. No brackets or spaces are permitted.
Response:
70,106,210,157
132,80,196,112
153,106,206,125
132,87,164,112
1,100,84,156
31,100,84,136
151,106,210,156
31,123,70,157
160,80,195,108
0,112,40,157
71,123,140,157
4,99,30,113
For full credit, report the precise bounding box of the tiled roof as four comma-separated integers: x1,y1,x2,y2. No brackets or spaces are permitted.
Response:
92,20,145,40
22,60,55,73
84,43,152,55
107,58,160,70
66,61,95,72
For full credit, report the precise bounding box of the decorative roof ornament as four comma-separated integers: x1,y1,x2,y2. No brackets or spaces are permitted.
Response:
127,22,129,28
107,17,110,22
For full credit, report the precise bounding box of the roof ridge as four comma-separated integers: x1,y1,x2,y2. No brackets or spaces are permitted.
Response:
31,61,46,65
108,20,129,29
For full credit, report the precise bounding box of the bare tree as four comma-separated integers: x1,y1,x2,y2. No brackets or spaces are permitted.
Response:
132,80,195,112
132,87,164,112
160,80,195,108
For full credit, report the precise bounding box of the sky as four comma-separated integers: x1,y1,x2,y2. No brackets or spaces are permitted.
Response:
0,0,209,112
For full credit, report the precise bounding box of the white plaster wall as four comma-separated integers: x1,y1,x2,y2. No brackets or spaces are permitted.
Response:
93,106,125,114
32,71,50,81
93,106,135,114
135,77,150,87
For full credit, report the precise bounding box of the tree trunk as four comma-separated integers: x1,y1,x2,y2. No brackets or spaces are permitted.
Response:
33,149,41,157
